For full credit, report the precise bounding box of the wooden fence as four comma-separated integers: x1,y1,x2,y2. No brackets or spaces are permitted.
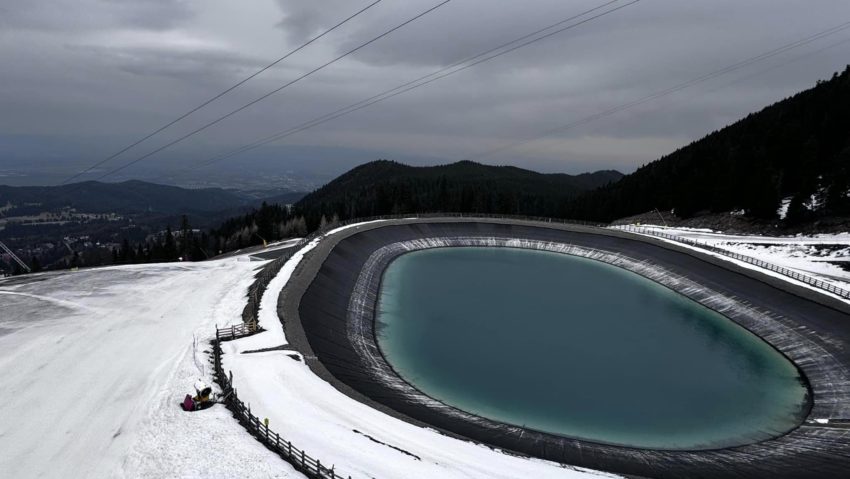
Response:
620,225,850,300
215,321,260,341
212,340,349,479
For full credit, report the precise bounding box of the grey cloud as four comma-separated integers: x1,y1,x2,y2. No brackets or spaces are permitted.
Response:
275,0,358,42
100,0,195,31
67,42,265,83
2,0,850,185
1,0,193,32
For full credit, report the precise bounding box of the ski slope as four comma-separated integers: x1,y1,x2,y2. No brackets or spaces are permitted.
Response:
0,257,302,478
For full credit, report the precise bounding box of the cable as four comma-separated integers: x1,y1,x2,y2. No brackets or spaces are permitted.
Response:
171,0,640,175
461,19,850,162
526,34,850,148
702,35,850,95
59,0,384,185
92,0,452,182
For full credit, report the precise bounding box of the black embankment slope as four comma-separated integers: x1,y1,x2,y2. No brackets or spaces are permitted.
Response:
281,218,850,479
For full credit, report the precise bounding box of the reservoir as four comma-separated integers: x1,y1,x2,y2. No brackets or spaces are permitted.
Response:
375,247,809,450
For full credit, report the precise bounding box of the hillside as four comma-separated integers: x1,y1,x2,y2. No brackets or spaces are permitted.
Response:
566,66,850,223
0,180,306,273
294,160,622,227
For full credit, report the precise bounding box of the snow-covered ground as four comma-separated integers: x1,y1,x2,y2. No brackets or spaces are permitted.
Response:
612,224,850,291
220,223,618,479
14,218,846,478
0,258,302,478
7,218,849,478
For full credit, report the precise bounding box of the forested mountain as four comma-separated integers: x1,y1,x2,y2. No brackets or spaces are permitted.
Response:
205,161,621,253
293,160,622,227
566,66,850,223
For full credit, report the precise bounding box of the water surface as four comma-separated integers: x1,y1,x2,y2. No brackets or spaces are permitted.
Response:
376,247,809,449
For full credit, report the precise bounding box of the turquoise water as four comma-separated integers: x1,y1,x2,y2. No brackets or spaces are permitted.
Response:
376,247,809,450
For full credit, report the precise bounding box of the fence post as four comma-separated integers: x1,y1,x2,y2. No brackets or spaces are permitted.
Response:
301,449,305,468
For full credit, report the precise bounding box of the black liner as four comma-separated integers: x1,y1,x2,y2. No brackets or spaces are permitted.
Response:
282,219,850,479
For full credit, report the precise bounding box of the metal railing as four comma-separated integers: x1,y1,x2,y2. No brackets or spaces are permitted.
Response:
619,225,850,300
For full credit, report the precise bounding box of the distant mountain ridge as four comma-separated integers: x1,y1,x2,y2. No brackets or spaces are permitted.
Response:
0,180,305,217
293,160,623,224
566,66,850,223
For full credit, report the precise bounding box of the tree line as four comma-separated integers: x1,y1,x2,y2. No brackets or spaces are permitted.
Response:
566,66,850,223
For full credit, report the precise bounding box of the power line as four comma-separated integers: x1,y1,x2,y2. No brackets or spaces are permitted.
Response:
504,34,850,160
59,0,384,186
461,19,850,162
529,34,850,147
92,0,452,182
171,0,640,175
702,35,850,95
0,240,30,273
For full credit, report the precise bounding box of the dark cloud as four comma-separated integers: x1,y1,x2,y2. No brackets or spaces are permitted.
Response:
2,0,850,185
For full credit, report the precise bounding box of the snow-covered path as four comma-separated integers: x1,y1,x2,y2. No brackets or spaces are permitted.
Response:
612,224,850,292
0,258,302,478
616,224,850,245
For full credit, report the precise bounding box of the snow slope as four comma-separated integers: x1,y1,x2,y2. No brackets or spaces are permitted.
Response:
0,258,302,478
221,226,619,479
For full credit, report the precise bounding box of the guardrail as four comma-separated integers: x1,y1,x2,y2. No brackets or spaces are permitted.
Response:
239,212,606,327
619,225,850,300
212,340,348,479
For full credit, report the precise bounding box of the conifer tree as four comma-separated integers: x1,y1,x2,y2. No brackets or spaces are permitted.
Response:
163,226,177,260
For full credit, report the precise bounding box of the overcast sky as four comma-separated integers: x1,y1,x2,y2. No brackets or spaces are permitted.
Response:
1,0,849,186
